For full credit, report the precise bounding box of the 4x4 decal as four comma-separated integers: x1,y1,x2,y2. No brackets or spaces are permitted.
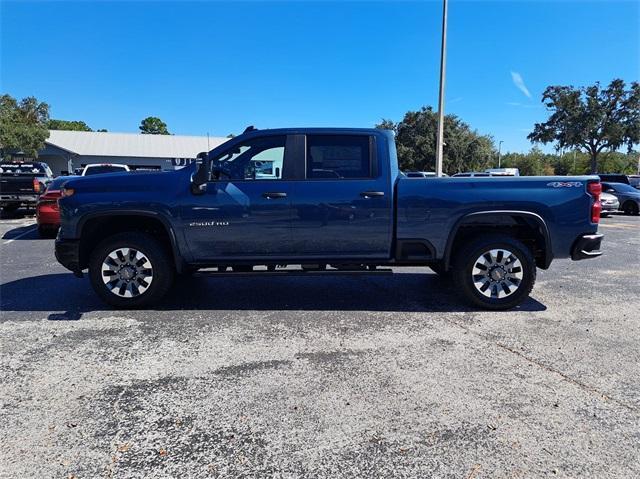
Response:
546,181,583,188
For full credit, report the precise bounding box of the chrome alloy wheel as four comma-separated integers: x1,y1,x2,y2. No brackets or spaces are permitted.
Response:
101,247,153,298
471,248,523,299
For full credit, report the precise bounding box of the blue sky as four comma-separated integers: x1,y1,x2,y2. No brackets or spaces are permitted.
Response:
1,0,638,152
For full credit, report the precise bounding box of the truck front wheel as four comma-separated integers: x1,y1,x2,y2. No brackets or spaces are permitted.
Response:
452,235,536,310
89,232,174,308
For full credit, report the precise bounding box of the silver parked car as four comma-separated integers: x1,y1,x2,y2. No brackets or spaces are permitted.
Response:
600,192,619,217
602,182,640,215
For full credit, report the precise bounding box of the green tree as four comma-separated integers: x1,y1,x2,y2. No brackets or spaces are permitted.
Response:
139,116,170,135
528,79,640,173
47,119,93,131
0,94,50,158
377,106,496,174
500,147,556,176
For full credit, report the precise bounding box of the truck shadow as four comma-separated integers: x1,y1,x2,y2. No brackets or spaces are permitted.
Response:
0,272,547,319
1,224,41,240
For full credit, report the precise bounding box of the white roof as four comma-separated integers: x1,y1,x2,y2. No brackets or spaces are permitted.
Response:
46,130,228,159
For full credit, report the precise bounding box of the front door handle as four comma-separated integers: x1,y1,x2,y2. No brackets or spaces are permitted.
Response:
360,191,385,198
262,192,287,199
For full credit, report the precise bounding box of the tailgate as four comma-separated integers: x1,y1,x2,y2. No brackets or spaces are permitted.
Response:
0,176,36,195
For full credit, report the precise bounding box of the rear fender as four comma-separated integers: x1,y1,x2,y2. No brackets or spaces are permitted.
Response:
443,210,552,270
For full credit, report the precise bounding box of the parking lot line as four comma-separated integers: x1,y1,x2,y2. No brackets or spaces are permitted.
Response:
2,225,37,245
599,223,639,229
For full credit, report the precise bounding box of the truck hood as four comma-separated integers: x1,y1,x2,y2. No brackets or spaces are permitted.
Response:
62,166,193,194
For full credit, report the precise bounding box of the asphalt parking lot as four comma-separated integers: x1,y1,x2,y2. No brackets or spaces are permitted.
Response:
1,212,639,478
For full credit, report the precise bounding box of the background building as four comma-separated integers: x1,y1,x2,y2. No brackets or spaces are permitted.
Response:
39,130,228,175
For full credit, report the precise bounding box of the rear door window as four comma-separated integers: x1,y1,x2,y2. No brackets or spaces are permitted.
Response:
306,135,371,179
84,165,128,175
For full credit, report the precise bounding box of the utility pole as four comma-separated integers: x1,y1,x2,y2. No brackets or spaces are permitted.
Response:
497,140,504,168
435,0,449,177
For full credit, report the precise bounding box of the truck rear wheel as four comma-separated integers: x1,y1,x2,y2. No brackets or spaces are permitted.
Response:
89,232,174,308
623,201,639,216
452,235,536,310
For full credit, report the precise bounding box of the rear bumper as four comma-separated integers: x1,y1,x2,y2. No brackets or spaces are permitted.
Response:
1,194,38,205
36,205,61,226
571,233,604,261
55,238,83,276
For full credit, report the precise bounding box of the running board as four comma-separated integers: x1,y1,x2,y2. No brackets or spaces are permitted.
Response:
193,268,393,277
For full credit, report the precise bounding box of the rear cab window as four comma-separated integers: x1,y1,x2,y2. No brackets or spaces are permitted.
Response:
306,135,372,179
0,163,47,175
83,165,128,175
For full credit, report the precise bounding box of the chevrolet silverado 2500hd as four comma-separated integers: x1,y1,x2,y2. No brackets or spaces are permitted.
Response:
55,128,604,310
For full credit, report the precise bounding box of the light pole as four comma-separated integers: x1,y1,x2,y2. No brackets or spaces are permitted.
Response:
497,140,504,168
435,0,449,178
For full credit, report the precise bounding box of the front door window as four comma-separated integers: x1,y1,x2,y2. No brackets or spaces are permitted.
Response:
211,136,286,181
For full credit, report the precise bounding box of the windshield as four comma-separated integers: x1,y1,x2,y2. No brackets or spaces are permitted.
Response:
629,177,640,187
84,165,127,175
0,163,47,175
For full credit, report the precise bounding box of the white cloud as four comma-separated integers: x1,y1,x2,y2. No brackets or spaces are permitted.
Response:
510,71,531,98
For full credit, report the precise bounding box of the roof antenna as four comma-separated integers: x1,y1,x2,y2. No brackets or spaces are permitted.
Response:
207,132,210,151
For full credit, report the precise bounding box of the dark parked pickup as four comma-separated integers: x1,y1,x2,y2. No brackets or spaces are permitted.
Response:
55,128,604,310
0,161,53,212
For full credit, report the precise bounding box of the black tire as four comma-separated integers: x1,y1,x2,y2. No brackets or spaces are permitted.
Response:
89,232,175,308
622,201,639,216
452,235,536,311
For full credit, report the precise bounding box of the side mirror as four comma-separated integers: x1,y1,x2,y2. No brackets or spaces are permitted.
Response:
191,152,209,195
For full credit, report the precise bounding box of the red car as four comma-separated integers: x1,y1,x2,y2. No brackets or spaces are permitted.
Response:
36,176,77,238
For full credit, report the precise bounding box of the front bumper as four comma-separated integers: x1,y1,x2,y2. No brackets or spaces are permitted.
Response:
571,233,604,261
55,238,83,276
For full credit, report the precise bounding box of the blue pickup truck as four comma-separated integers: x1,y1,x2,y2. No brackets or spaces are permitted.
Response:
55,128,604,310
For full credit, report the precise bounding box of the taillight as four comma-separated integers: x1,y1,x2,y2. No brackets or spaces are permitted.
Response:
33,178,41,194
588,181,602,223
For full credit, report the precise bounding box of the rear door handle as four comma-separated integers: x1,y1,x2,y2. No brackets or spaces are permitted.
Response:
360,191,385,198
262,192,287,199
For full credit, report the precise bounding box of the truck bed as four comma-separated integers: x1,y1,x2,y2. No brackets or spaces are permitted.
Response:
396,176,599,261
